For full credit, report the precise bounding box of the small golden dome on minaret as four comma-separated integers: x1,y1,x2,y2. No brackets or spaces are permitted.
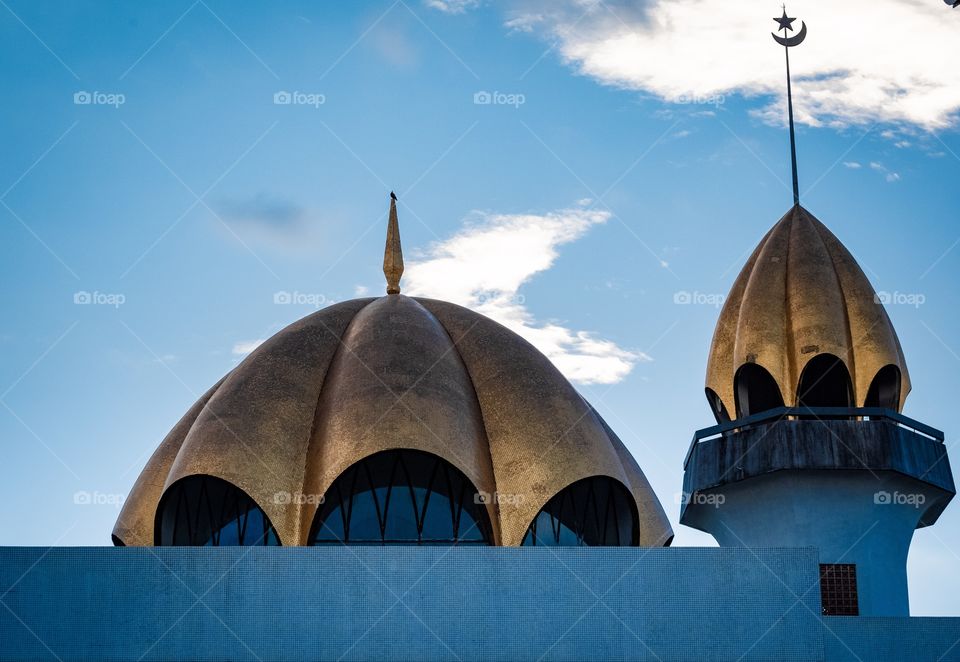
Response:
705,205,910,421
383,191,403,295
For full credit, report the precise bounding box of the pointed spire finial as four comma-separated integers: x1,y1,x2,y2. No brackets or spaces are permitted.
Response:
772,5,807,207
383,191,403,295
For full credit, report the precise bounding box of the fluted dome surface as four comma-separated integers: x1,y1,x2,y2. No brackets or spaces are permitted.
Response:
706,205,910,418
115,295,672,547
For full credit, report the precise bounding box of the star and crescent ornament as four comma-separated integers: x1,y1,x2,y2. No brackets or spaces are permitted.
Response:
772,7,807,47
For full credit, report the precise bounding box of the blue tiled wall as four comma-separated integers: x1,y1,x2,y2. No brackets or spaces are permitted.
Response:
0,546,945,661
824,617,960,661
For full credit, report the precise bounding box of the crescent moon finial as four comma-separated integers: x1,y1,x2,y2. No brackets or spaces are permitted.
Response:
772,21,807,47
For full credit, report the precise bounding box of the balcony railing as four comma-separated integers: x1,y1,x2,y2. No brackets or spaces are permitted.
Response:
684,407,944,469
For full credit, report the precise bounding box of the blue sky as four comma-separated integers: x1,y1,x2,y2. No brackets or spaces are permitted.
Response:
0,0,958,614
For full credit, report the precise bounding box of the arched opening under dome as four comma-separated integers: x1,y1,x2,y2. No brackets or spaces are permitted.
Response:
155,475,280,546
308,449,492,546
705,387,731,423
734,363,785,418
797,354,853,409
864,364,901,411
521,476,638,547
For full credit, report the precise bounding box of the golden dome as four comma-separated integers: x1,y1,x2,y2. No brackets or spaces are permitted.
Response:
114,196,671,547
706,205,910,420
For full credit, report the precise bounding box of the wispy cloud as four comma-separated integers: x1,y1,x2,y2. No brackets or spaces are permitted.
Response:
424,0,482,14
404,203,648,385
869,161,901,182
470,0,960,130
219,193,305,228
216,192,334,252
843,161,861,169
232,339,265,357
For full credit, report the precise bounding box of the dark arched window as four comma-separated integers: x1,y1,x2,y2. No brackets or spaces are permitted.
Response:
309,449,492,545
797,354,853,409
155,475,280,546
521,476,637,547
865,364,901,410
705,388,731,423
734,363,785,418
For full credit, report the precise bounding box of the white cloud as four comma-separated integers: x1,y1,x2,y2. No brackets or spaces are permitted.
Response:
354,284,370,296
869,161,900,182
404,204,648,384
498,0,960,130
843,161,862,169
232,339,265,356
425,0,481,14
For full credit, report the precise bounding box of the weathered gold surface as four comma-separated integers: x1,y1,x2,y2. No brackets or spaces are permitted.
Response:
115,294,672,547
300,295,499,543
418,298,673,547
383,195,403,295
113,299,375,547
706,205,910,417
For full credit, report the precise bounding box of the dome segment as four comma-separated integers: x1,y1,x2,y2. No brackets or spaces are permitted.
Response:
706,205,910,420
113,299,373,546
419,298,672,547
300,294,499,544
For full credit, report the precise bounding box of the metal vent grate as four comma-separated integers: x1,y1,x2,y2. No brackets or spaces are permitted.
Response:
820,563,859,616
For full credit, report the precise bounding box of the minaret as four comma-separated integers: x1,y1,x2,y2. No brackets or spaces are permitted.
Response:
681,206,954,617
680,10,954,618
383,191,404,295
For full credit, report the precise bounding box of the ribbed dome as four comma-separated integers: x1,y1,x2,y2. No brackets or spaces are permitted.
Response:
115,295,672,547
706,205,910,420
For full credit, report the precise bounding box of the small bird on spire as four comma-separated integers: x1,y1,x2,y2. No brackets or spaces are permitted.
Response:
383,192,404,295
